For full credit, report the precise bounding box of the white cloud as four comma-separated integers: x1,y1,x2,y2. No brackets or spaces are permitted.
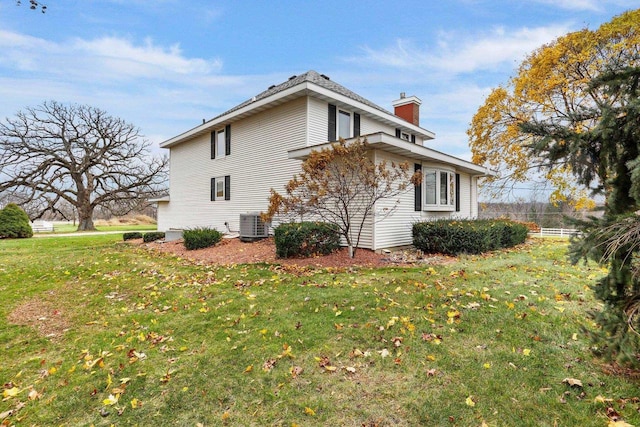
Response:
530,0,637,11
356,24,571,75
0,30,222,83
0,29,277,148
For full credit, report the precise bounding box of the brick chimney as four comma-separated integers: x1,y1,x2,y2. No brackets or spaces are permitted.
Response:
392,92,421,126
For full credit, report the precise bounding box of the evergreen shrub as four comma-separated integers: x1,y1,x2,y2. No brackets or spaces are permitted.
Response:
183,227,222,250
412,219,528,255
0,203,33,239
274,221,340,258
123,232,143,241
142,231,165,243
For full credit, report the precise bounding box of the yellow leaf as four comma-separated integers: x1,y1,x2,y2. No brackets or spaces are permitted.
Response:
244,365,253,373
130,398,140,409
2,387,19,398
594,395,613,403
304,407,316,416
103,394,119,406
465,396,476,407
483,363,491,369
608,421,635,427
221,411,230,420
523,348,531,356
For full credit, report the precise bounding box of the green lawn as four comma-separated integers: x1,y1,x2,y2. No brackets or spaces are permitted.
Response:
0,236,638,426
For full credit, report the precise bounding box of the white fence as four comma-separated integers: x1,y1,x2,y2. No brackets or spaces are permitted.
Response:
30,221,55,233
533,228,580,237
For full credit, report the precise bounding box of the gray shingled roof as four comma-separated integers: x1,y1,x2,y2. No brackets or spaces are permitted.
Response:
213,70,393,120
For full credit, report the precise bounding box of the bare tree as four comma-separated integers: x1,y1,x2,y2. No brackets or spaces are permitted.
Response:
264,138,421,258
0,101,167,230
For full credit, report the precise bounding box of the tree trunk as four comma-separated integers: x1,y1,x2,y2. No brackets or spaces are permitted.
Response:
77,205,96,231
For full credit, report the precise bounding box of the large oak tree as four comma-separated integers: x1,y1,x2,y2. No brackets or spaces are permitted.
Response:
0,101,168,231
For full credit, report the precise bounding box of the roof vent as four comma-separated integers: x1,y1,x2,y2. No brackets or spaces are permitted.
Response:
320,74,330,80
288,75,297,80
268,85,276,90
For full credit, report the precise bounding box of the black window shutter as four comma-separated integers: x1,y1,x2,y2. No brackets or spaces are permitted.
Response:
354,113,361,137
411,134,416,144
395,128,401,138
455,173,461,212
328,104,336,141
210,177,216,201
224,175,230,201
414,164,422,211
210,131,216,159
225,124,231,156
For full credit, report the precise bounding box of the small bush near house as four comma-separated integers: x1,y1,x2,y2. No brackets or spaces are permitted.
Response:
413,219,528,256
183,227,223,250
0,203,33,239
142,232,165,243
123,232,143,241
274,221,340,258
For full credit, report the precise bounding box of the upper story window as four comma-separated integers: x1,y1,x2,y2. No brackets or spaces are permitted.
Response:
210,124,231,159
328,104,361,141
338,110,351,139
401,132,411,141
423,168,455,211
216,129,226,159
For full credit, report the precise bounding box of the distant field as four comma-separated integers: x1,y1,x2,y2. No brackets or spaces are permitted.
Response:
34,215,157,233
0,236,638,426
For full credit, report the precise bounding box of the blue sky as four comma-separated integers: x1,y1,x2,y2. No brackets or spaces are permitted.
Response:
0,0,637,161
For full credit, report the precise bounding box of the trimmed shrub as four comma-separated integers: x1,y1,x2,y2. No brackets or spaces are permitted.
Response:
0,203,33,239
123,232,143,241
142,231,165,243
274,221,340,258
183,227,223,250
412,219,528,256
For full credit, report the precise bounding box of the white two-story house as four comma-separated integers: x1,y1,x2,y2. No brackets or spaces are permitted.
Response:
156,70,492,250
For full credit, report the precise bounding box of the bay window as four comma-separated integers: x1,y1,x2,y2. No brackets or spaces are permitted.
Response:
423,168,455,210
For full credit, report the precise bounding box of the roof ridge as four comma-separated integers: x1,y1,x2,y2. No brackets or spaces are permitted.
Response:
213,70,392,120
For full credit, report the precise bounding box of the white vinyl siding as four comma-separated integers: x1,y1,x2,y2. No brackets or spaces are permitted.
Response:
306,97,398,147
158,97,307,232
372,150,422,249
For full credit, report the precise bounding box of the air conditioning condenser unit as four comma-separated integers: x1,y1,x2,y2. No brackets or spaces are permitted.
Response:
239,213,269,242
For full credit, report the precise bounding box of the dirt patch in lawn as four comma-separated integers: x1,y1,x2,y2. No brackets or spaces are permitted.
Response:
134,237,456,269
8,297,72,340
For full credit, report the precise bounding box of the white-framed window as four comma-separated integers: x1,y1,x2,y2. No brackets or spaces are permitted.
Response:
211,176,230,201
216,128,226,159
423,168,455,210
401,132,411,141
338,110,351,139
216,178,225,199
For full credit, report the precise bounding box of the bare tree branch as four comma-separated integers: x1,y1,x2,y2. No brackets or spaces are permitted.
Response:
0,101,167,230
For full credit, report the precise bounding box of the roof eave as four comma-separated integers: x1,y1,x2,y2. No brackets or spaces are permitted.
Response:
160,82,436,149
288,132,495,176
